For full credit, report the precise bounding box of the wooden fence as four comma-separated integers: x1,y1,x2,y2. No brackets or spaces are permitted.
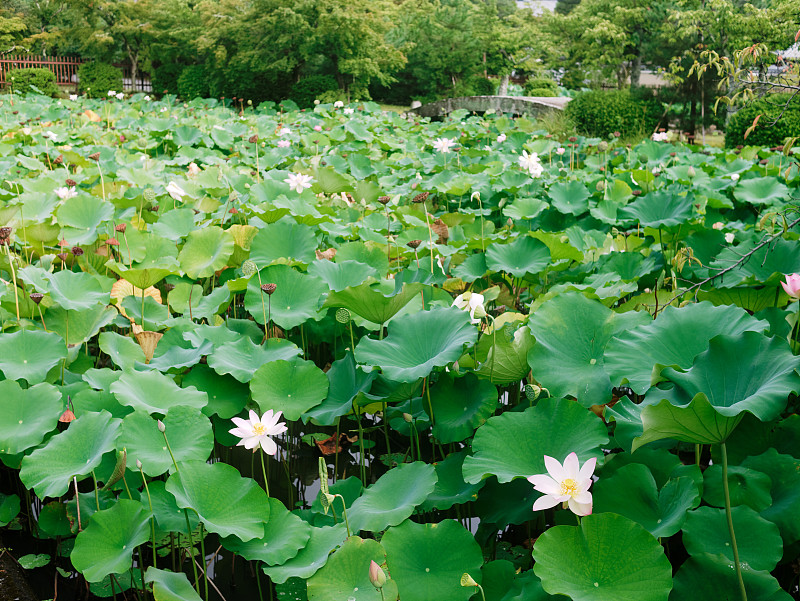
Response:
0,54,151,92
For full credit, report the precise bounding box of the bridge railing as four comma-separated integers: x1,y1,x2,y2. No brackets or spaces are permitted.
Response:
0,54,151,92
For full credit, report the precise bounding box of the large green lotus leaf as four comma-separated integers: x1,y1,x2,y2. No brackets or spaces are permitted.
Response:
633,396,744,450
244,265,327,329
0,381,61,455
151,208,197,241
463,398,608,484
249,219,317,266
71,500,151,582
383,519,482,601
177,226,234,279
652,332,800,420
348,462,437,532
56,194,114,244
620,190,693,228
503,197,549,221
308,260,379,292
605,302,768,393
356,306,478,382
473,560,516,601
473,477,538,528
485,236,551,278
324,282,424,325
105,235,181,288
0,493,20,527
307,536,397,601
222,498,311,565
165,460,269,541
548,180,591,216
733,176,790,205
45,270,110,310
671,553,791,601
452,253,489,282
593,463,699,538
702,464,772,511
110,370,208,415
47,305,117,346
473,325,535,385
250,357,329,421
336,241,389,276
682,505,782,572
118,407,213,477
303,352,377,425
428,372,497,443
20,411,121,498
207,336,301,383
533,513,672,601
422,451,485,511
501,569,563,601
262,524,348,583
144,568,202,601
741,449,800,545
181,365,248,419
147,480,199,535
527,293,649,406
708,238,800,288
604,398,646,453
0,329,67,384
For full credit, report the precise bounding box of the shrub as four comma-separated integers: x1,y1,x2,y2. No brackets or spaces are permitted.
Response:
152,63,183,96
78,62,123,98
5,68,59,97
290,75,339,108
565,89,662,138
524,77,558,96
725,94,800,148
177,65,210,100
469,76,496,96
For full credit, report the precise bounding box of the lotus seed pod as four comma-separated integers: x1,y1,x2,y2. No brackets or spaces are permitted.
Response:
524,384,541,401
460,573,478,587
335,308,351,323
65,178,77,188
0,227,10,239
412,191,429,203
88,152,100,161
242,260,257,277
377,195,391,205
249,134,259,143
29,292,44,304
143,188,156,203
115,223,127,233
407,240,422,249
71,246,84,256
261,283,277,295
54,154,64,165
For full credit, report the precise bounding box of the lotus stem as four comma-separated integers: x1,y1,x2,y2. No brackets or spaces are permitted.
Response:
4,243,20,321
137,463,158,569
256,271,268,340
199,523,209,601
721,442,747,601
91,471,100,510
73,477,82,532
424,209,434,273
259,450,270,498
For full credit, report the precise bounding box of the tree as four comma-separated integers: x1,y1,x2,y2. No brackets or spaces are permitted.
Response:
555,0,581,15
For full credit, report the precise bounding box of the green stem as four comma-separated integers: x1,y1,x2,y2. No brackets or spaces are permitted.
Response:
260,450,270,498
337,494,351,537
256,271,268,340
476,584,487,601
138,466,158,569
199,523,209,601
91,471,100,510
721,442,747,601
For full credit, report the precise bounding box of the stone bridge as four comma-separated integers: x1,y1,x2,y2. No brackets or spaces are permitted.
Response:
409,95,570,118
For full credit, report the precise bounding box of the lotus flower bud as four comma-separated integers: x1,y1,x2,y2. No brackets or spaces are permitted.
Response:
369,561,387,589
402,412,413,423
687,166,696,178
157,420,166,433
136,459,143,470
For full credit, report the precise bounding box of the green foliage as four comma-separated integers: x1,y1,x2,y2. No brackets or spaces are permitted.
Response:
151,63,183,96
524,77,558,97
5,68,58,97
78,62,123,98
469,76,497,96
725,94,800,148
290,75,339,108
565,89,662,138
177,65,209,100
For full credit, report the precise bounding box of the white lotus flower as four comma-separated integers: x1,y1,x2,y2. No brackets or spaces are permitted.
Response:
284,172,314,194
116,92,124,100
108,90,116,97
187,163,200,176
166,181,186,201
55,187,77,200
432,137,456,153
229,409,287,455
528,452,596,516
333,101,344,108
279,127,291,136
731,173,740,181
651,132,669,142
144,95,151,101
343,107,354,115
69,94,78,101
725,232,735,244
518,150,543,178
452,291,486,324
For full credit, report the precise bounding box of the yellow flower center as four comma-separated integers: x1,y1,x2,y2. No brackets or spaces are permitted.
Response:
252,424,267,436
560,478,578,497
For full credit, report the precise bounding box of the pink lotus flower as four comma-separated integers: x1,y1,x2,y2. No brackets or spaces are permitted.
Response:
313,125,322,132
527,452,595,516
277,139,291,148
782,273,800,299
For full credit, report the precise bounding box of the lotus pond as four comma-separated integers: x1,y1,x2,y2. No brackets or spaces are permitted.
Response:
0,93,799,601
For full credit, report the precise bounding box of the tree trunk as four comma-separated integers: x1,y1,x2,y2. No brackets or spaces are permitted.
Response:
126,45,139,93
630,53,642,90
498,74,510,96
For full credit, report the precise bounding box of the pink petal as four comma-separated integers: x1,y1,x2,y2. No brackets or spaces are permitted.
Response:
260,436,278,456
568,497,592,516
544,455,567,482
579,456,597,481
533,494,561,511
527,475,562,496
562,452,580,479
